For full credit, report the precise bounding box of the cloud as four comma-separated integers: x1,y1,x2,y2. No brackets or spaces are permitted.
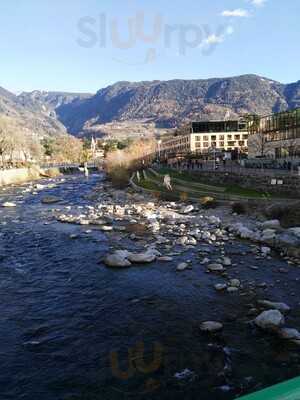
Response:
250,0,267,7
221,9,250,17
199,25,234,52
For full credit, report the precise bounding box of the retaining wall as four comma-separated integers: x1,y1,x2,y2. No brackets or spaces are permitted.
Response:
185,171,300,198
0,167,60,187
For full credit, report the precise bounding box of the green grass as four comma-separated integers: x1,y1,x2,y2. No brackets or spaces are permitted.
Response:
155,167,272,199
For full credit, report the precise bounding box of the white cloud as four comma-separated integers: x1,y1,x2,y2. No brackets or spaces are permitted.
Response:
250,0,267,7
221,9,250,17
199,26,234,50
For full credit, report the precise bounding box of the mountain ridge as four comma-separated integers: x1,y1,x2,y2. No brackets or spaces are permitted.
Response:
1,74,300,139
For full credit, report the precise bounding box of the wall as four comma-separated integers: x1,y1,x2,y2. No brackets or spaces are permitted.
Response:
0,167,60,187
187,170,300,198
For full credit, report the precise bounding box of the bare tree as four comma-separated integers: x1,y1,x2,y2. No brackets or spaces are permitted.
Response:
248,132,268,158
0,116,19,166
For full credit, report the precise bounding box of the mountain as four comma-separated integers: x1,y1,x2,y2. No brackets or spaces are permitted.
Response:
2,74,300,139
44,74,300,138
0,87,69,137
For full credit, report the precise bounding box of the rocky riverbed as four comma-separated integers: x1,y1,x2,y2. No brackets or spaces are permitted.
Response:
1,173,300,400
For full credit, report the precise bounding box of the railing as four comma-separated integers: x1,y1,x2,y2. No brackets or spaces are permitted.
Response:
161,160,300,177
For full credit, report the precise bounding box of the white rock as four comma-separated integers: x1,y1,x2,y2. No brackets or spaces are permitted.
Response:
214,283,227,291
176,262,189,271
255,310,285,331
2,202,16,207
127,249,158,263
158,256,173,262
229,279,241,288
200,321,223,333
222,257,232,266
208,263,224,272
261,220,281,230
100,225,114,232
104,253,132,268
278,328,300,340
261,229,276,241
181,205,194,214
261,246,271,256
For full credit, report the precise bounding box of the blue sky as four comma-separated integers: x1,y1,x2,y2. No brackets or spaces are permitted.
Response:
0,0,299,93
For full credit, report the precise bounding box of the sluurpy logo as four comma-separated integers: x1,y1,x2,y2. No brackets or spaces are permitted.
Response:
109,341,164,395
76,10,234,65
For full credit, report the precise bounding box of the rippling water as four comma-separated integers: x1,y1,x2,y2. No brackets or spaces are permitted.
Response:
0,174,300,400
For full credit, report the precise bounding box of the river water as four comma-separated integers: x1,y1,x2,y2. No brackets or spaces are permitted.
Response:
0,173,300,400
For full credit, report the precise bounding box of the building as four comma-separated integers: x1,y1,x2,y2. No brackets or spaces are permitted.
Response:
247,108,300,160
159,119,248,159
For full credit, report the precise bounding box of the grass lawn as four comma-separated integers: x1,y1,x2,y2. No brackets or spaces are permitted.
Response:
155,167,272,199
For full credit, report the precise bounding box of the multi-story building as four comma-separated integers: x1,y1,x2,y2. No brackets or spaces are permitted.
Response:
159,119,248,158
247,108,300,160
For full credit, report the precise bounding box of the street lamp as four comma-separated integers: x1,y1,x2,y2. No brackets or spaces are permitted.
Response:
157,139,162,161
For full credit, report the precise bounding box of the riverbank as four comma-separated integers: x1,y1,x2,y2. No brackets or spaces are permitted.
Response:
0,166,61,187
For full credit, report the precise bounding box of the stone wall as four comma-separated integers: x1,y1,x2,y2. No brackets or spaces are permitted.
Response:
0,167,60,187
189,171,300,198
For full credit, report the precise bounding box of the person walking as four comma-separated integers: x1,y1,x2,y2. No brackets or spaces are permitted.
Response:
163,174,173,191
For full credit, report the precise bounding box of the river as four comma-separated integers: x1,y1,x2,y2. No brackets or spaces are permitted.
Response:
0,173,300,400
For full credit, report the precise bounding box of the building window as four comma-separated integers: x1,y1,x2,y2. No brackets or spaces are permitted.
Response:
203,136,209,141
234,135,240,140
219,135,225,140
203,142,209,147
195,136,201,142
219,141,225,147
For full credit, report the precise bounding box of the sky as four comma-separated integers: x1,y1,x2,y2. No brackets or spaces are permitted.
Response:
0,0,299,93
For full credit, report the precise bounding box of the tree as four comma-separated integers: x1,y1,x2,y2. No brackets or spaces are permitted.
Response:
51,136,84,163
0,117,12,166
249,132,268,158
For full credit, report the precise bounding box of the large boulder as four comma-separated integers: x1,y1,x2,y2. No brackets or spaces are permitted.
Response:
104,251,132,268
127,249,158,264
255,310,285,331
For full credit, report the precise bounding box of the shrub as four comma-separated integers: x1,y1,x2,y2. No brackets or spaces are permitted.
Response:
232,202,247,215
200,196,217,209
107,166,131,189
